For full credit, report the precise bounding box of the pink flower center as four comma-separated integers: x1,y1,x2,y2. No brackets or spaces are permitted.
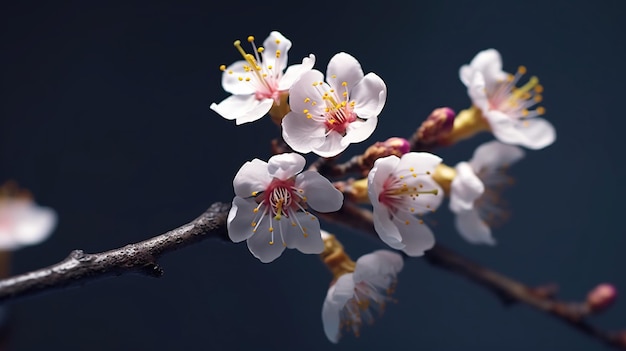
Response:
486,66,545,120
377,169,439,223
260,178,299,219
324,106,357,135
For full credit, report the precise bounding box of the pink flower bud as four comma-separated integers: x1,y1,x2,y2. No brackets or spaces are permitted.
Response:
417,107,456,144
383,137,411,155
586,283,617,313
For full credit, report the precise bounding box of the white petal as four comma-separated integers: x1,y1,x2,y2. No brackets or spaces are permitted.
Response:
287,69,326,114
455,209,495,245
247,226,286,263
326,52,364,92
368,155,399,191
449,162,484,213
296,171,343,213
278,54,315,90
514,118,556,150
470,140,525,172
342,116,378,144
210,94,273,125
397,152,442,174
281,111,326,154
10,205,56,247
396,214,435,257
371,201,404,249
227,196,258,243
267,153,306,179
221,60,257,95
311,131,349,158
262,31,292,72
353,250,403,284
232,158,270,198
283,212,324,254
468,49,507,85
467,72,489,112
322,295,342,343
351,73,387,119
459,64,475,87
330,273,356,305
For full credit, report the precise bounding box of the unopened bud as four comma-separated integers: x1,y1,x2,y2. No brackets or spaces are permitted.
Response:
383,137,411,155
416,107,456,144
586,283,617,313
359,137,410,176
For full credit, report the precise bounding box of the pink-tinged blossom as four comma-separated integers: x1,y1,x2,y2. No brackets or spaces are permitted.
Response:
227,153,343,263
449,141,524,245
367,152,443,256
460,49,556,149
322,250,403,343
0,184,57,251
210,31,315,125
282,52,387,157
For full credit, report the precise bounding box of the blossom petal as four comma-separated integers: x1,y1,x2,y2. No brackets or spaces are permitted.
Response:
262,31,292,72
322,274,355,343
351,73,387,119
267,153,306,179
486,111,556,149
287,69,326,114
296,171,343,213
311,131,349,158
353,250,403,286
449,162,484,213
210,94,273,125
227,196,258,243
283,212,324,254
371,201,404,249
221,60,257,95
455,209,495,245
281,111,326,154
368,155,399,190
278,54,316,90
396,213,435,257
470,140,525,172
247,225,286,263
513,118,556,150
467,72,489,112
326,52,364,91
342,116,378,144
233,158,271,198
467,49,507,85
397,152,442,175
3,204,57,249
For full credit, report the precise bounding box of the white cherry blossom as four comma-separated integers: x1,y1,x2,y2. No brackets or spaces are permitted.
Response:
227,153,343,263
367,152,443,256
0,184,57,251
460,49,555,149
210,31,315,125
450,141,524,245
282,52,387,157
322,250,403,343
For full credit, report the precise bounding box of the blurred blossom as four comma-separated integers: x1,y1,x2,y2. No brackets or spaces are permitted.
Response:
447,141,524,245
0,182,57,251
227,153,343,263
321,245,403,343
210,31,315,125
282,52,387,157
416,107,456,145
459,49,555,149
586,283,617,313
367,152,443,256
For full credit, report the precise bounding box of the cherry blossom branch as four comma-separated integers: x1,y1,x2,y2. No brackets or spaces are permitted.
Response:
0,200,623,349
0,202,230,303
316,202,626,350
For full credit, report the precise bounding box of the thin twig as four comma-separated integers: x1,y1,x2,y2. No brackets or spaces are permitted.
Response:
0,202,230,302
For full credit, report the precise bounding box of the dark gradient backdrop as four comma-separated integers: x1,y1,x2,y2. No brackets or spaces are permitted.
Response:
1,1,625,350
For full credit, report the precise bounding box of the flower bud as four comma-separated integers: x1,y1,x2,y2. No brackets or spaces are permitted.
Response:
416,107,456,145
586,283,617,314
383,137,411,155
359,137,410,176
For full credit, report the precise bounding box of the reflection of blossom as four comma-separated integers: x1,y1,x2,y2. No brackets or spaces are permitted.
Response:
449,141,524,245
227,153,343,263
460,49,555,149
367,153,443,256
322,249,403,343
282,52,387,157
210,31,315,125
0,182,57,250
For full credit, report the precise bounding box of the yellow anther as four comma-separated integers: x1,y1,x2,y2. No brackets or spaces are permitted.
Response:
534,84,544,93
341,81,347,87
257,47,264,53
247,36,254,42
534,95,543,103
303,109,309,114
312,82,318,86
238,77,243,81
311,101,317,106
409,167,414,172
227,70,233,74
253,208,259,213
518,65,527,75
306,113,313,119
342,92,348,97
410,207,415,212
304,97,311,103
267,65,273,69
275,39,280,44
251,222,257,227
522,109,529,116
404,220,410,225
245,77,251,82
219,65,226,71
269,227,274,233
291,222,297,227
536,106,546,115
419,219,424,224
275,50,281,58
331,74,337,78
268,240,274,245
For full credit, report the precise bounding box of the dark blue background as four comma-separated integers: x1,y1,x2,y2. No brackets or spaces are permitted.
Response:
1,1,625,350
